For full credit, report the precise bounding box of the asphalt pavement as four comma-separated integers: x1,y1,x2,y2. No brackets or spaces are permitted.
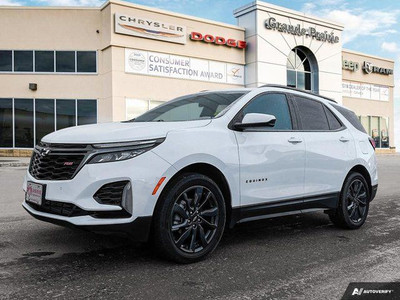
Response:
0,155,399,299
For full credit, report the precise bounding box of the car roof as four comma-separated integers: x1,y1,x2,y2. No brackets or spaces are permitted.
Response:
200,85,337,105
258,84,338,104
198,85,350,112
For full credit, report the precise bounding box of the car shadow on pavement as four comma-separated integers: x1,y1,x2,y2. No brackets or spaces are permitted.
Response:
14,211,340,266
0,211,373,299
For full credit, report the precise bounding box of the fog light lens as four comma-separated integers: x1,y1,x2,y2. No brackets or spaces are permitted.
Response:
121,182,133,214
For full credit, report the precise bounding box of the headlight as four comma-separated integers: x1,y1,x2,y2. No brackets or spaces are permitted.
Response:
88,138,164,164
88,149,147,163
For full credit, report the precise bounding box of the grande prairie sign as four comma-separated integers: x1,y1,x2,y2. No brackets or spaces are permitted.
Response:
265,17,340,44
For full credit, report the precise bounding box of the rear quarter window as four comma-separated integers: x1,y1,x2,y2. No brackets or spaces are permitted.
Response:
332,104,366,134
323,106,342,130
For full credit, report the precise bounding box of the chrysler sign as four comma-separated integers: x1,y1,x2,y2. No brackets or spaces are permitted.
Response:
115,13,187,44
265,17,339,44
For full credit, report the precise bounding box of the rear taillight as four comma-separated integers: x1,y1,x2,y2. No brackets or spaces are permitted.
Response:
368,137,376,150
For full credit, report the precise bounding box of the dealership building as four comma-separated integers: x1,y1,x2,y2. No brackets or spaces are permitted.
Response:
0,0,395,155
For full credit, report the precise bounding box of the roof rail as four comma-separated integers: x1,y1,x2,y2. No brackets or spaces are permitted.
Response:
259,84,338,103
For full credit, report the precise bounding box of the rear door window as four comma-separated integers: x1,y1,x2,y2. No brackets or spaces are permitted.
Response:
293,96,329,130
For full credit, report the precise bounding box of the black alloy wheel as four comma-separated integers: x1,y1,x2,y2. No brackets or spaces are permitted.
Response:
153,173,226,263
329,172,370,229
346,179,368,223
170,185,219,253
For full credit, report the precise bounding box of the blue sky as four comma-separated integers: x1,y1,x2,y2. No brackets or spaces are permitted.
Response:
1,0,400,149
2,0,398,62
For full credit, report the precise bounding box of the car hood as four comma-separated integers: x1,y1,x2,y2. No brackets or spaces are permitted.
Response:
42,120,212,144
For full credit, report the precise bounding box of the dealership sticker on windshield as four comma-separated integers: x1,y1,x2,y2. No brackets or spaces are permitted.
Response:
26,182,44,206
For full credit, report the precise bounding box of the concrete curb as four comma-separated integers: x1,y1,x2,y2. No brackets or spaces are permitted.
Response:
0,157,30,168
0,163,29,168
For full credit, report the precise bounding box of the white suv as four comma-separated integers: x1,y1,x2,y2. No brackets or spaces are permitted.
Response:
23,85,378,263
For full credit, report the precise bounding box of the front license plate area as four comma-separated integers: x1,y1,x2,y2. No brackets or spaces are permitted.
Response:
26,182,45,206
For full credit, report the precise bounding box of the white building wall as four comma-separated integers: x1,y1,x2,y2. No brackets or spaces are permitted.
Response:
234,1,344,103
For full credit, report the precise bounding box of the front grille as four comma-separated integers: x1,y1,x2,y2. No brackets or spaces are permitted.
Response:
94,181,129,205
28,200,87,217
29,152,84,180
29,143,89,180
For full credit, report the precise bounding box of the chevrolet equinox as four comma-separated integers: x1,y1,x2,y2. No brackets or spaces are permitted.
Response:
23,85,378,263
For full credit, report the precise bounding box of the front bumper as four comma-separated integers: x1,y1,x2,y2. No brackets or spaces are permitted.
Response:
23,202,152,241
23,150,175,240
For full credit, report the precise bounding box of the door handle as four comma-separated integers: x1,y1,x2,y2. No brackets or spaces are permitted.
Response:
339,136,350,142
288,137,302,144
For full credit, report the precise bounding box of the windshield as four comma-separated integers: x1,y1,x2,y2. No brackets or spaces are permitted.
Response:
131,92,246,122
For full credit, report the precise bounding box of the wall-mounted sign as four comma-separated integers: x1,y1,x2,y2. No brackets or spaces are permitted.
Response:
189,32,246,49
342,59,393,75
115,13,187,44
362,61,393,75
342,81,389,101
125,48,244,85
265,17,339,44
342,59,359,72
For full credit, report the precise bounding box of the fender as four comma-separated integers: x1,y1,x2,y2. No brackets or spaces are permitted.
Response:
154,153,240,210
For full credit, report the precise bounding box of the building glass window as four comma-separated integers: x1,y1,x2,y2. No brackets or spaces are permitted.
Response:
56,99,76,130
149,100,164,110
370,116,380,148
380,117,389,148
56,51,75,72
77,100,97,125
35,99,55,145
358,116,390,149
287,47,318,93
0,99,13,147
0,99,97,148
0,50,97,74
126,99,164,120
14,99,34,148
35,51,54,72
0,51,12,72
77,51,97,73
14,51,33,72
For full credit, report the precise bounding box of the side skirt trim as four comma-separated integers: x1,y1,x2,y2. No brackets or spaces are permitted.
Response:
230,192,339,227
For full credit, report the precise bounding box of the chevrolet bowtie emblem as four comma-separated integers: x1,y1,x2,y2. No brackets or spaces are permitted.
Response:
40,148,50,157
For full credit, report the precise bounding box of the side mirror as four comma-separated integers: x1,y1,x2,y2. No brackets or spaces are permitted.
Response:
233,113,276,131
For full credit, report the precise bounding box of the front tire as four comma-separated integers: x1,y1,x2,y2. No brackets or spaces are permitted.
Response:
329,172,370,229
153,173,226,263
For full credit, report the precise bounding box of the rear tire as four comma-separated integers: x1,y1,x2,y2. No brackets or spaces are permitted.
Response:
329,172,370,229
152,173,226,263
